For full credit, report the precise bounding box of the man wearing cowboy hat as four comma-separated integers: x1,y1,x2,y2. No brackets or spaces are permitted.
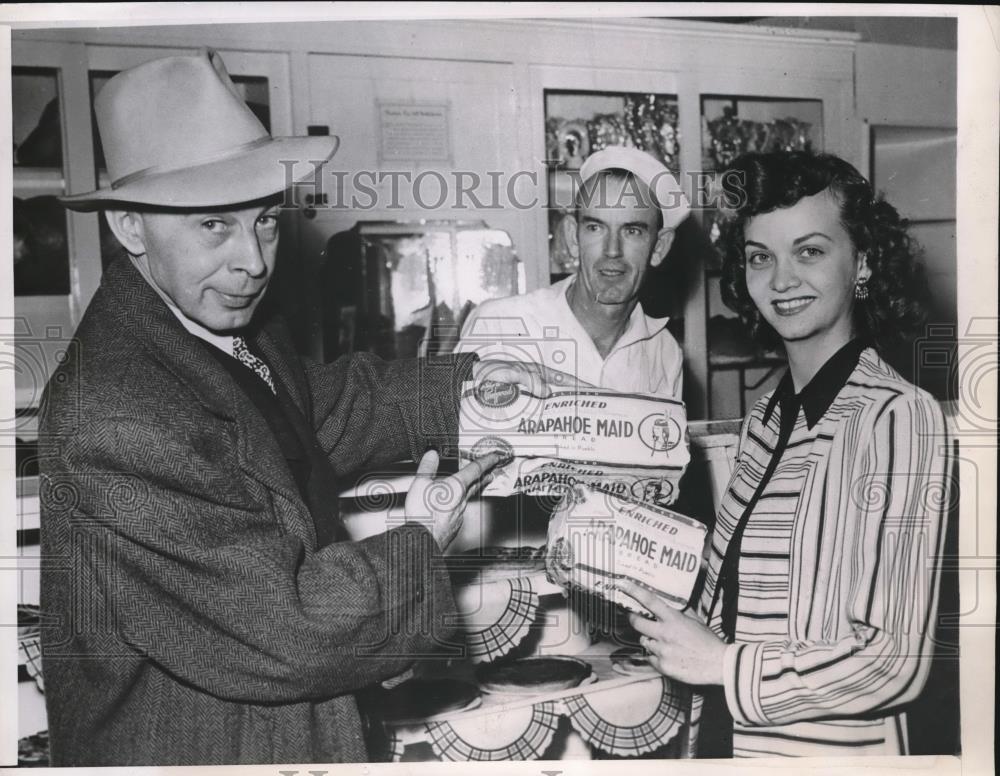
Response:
39,48,538,766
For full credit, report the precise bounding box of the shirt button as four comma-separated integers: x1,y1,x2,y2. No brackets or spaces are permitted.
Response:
415,587,424,603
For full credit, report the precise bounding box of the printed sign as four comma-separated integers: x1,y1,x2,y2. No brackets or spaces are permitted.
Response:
378,102,451,161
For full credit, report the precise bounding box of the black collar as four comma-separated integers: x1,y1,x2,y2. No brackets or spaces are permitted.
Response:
763,339,868,430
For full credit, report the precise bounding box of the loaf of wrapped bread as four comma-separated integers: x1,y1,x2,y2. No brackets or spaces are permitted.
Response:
545,483,707,616
457,383,689,506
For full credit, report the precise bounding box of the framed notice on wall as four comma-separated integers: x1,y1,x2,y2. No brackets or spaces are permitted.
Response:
377,101,451,162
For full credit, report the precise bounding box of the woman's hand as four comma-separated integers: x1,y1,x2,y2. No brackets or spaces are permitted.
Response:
619,580,728,687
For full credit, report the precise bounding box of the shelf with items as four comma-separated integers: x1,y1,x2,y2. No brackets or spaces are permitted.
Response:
529,71,840,420
357,510,685,760
700,94,823,171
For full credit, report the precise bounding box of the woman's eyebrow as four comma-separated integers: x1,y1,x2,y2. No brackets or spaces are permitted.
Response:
743,239,769,250
792,231,831,245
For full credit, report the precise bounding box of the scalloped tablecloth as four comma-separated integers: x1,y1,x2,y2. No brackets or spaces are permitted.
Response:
385,646,686,761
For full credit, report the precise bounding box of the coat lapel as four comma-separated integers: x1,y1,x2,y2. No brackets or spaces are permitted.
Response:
253,323,310,418
102,259,317,546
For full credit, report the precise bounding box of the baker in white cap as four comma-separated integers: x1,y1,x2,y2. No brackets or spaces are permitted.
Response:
460,145,691,399
454,148,691,701
39,48,543,766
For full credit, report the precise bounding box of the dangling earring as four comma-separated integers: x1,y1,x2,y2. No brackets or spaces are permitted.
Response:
855,280,869,301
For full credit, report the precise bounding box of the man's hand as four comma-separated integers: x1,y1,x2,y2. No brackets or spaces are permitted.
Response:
405,449,507,550
472,359,594,396
619,580,728,687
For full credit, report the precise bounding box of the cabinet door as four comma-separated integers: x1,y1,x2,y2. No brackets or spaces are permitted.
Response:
870,124,957,400
10,39,95,411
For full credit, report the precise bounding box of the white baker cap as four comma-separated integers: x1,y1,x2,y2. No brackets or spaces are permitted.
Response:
578,146,690,230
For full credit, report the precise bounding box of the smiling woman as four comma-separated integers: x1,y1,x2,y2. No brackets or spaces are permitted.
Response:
741,189,870,388
719,151,926,381
629,151,953,758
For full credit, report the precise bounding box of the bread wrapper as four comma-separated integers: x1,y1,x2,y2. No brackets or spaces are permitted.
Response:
545,483,707,615
459,383,689,506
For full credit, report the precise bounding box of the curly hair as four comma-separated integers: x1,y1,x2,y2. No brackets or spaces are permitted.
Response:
718,151,927,353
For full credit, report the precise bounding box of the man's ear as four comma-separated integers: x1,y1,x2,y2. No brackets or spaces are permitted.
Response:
650,227,675,268
561,213,580,260
104,210,147,256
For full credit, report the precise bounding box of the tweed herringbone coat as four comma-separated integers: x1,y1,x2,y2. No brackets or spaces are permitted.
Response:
39,258,472,765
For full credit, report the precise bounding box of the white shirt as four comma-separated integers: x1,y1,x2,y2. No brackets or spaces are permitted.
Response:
458,275,683,399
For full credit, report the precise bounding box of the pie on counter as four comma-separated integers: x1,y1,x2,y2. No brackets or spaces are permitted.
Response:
376,678,481,723
447,545,548,583
475,655,592,695
610,646,658,677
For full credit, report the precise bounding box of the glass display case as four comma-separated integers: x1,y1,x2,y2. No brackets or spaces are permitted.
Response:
322,221,523,361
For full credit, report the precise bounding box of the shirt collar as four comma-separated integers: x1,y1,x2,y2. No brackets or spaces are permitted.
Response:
129,255,235,356
763,338,868,429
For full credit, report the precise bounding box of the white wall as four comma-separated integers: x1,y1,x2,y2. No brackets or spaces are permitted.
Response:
856,43,957,127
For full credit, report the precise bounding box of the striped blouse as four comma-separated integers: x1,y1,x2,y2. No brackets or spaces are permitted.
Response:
689,346,953,757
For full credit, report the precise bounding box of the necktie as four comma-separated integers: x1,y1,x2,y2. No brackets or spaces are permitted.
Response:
232,335,277,395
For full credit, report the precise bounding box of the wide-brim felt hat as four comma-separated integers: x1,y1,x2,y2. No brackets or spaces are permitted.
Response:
61,48,338,211
578,146,691,230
